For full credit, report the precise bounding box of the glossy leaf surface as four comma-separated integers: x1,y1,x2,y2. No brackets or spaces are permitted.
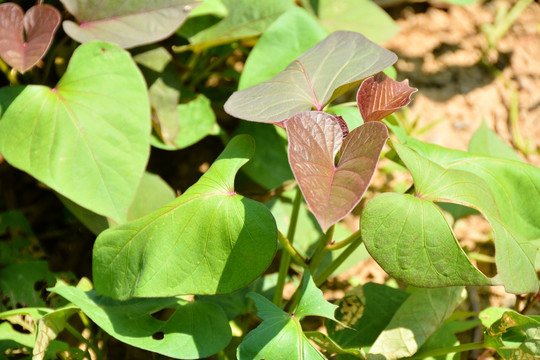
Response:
93,135,278,299
50,284,231,359
0,42,150,223
391,139,540,294
238,6,327,90
238,273,337,360
368,287,466,359
225,31,397,123
60,0,199,48
286,111,388,232
0,3,61,73
357,72,417,122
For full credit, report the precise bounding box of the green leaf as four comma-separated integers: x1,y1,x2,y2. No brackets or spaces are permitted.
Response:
361,193,495,288
224,31,397,124
189,0,228,17
183,0,294,52
0,261,57,311
60,0,199,48
238,273,336,360
368,287,466,359
316,0,399,43
415,319,479,360
33,306,78,360
391,138,540,294
0,42,150,223
469,121,521,161
0,211,34,266
481,308,540,359
327,283,410,349
174,94,218,149
50,284,231,359
305,331,365,358
234,121,293,189
327,105,364,130
93,135,278,299
238,6,327,90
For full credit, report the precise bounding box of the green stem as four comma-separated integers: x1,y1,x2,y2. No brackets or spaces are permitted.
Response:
407,342,484,359
189,47,234,88
308,225,335,273
284,271,308,313
277,231,307,268
315,234,363,286
64,322,98,358
327,229,361,251
273,187,303,307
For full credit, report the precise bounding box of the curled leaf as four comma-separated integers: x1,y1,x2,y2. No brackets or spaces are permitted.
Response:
0,3,61,73
357,72,417,122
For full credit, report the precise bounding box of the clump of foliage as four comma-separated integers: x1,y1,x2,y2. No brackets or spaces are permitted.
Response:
0,1,539,359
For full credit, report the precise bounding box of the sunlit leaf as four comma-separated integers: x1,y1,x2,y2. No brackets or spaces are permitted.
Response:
468,121,521,161
60,0,199,48
0,3,60,73
33,306,77,360
238,6,327,90
0,42,150,223
316,0,398,43
357,72,417,122
50,284,231,359
93,135,278,299
285,111,388,232
225,31,397,124
237,273,336,360
368,287,466,359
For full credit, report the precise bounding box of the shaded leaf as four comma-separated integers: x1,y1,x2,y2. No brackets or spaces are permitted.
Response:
468,121,521,161
327,283,410,349
481,308,540,359
361,193,495,288
225,31,397,124
61,0,199,49
285,111,388,232
33,306,78,360
0,42,150,223
50,284,231,359
390,139,539,294
305,331,365,358
357,72,417,122
182,0,294,52
238,273,335,360
327,105,364,130
0,3,61,73
93,135,278,299
368,287,466,359
238,6,327,90
316,0,398,43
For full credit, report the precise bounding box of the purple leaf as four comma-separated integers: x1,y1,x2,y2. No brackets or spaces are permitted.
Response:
285,111,388,232
224,31,397,124
357,72,417,122
60,0,199,49
0,3,60,73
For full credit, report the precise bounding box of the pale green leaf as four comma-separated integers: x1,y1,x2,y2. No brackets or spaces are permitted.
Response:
468,121,521,161
0,42,150,223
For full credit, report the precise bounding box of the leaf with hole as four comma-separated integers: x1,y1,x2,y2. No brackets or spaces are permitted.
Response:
0,42,150,223
60,0,199,48
225,31,397,124
0,3,61,73
93,135,278,299
285,111,388,232
357,72,417,122
50,284,231,359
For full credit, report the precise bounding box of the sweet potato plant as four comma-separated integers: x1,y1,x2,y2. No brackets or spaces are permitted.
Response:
0,1,539,359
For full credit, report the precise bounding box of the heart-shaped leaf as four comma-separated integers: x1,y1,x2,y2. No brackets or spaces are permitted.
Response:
93,135,278,299
238,272,337,360
0,3,60,73
60,0,199,49
50,284,231,359
224,31,397,124
285,111,388,232
0,41,150,223
357,72,417,122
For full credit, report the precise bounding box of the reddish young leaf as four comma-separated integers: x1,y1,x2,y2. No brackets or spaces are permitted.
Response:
0,3,61,73
285,111,388,232
357,72,417,122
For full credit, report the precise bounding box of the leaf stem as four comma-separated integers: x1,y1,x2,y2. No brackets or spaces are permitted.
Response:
64,321,99,358
277,231,307,268
315,234,364,286
407,342,485,359
308,225,335,273
327,228,361,251
273,187,303,307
